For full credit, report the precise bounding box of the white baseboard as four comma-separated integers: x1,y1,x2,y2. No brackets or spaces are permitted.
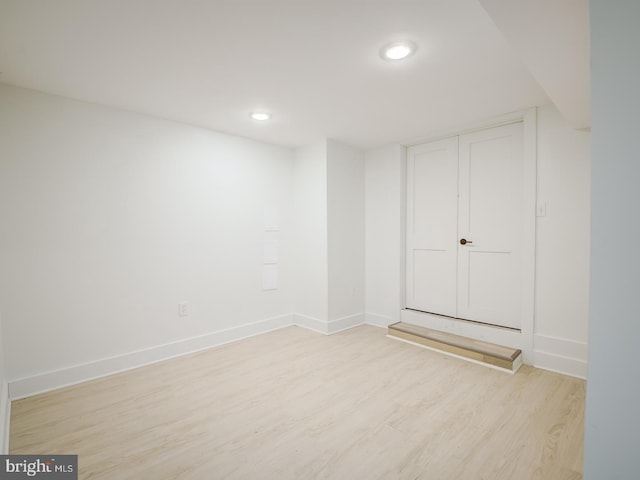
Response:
294,313,365,335
9,313,294,400
7,311,434,401
533,334,588,379
0,381,9,453
293,313,329,334
365,312,395,328
327,313,365,334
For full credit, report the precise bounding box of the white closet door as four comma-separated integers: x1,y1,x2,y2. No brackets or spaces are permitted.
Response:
457,122,524,328
405,137,459,317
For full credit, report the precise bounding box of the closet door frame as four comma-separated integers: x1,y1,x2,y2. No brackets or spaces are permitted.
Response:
400,108,537,364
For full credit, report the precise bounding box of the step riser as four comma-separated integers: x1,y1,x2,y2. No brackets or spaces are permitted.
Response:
389,329,515,370
387,322,523,373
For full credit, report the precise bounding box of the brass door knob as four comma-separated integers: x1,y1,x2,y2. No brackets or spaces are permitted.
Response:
460,238,473,245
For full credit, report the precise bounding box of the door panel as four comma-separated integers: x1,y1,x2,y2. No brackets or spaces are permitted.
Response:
413,249,456,316
457,123,523,328
405,137,458,317
463,251,520,324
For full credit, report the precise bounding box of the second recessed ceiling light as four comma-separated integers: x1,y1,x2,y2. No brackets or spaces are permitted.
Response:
251,112,271,121
381,40,417,61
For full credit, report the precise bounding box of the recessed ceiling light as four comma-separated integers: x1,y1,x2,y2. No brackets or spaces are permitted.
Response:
250,112,271,121
380,41,417,61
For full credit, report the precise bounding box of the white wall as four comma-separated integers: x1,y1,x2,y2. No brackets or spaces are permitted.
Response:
534,104,591,377
364,145,404,327
0,84,295,392
293,139,366,333
327,140,365,325
364,107,591,377
584,1,640,477
0,87,369,396
293,142,328,327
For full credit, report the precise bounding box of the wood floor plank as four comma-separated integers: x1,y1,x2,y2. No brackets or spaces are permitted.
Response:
9,325,585,479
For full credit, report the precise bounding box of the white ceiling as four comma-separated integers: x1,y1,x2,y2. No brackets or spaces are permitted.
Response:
478,0,590,130
0,0,585,149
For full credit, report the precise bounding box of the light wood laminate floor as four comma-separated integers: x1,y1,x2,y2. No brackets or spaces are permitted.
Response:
10,325,585,479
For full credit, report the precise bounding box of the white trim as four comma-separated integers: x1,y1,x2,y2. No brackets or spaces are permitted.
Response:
521,107,537,362
9,314,294,400
0,381,9,454
398,144,408,311
403,109,533,147
8,313,379,400
10,313,572,404
327,313,365,334
533,333,588,379
365,312,395,328
399,108,537,363
293,313,366,335
364,323,388,330
533,351,587,379
386,334,519,374
293,313,329,334
534,333,588,359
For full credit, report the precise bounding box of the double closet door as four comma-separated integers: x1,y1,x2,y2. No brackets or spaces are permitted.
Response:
406,122,524,330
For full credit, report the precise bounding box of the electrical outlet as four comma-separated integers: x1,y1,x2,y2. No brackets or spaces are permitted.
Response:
178,301,188,317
